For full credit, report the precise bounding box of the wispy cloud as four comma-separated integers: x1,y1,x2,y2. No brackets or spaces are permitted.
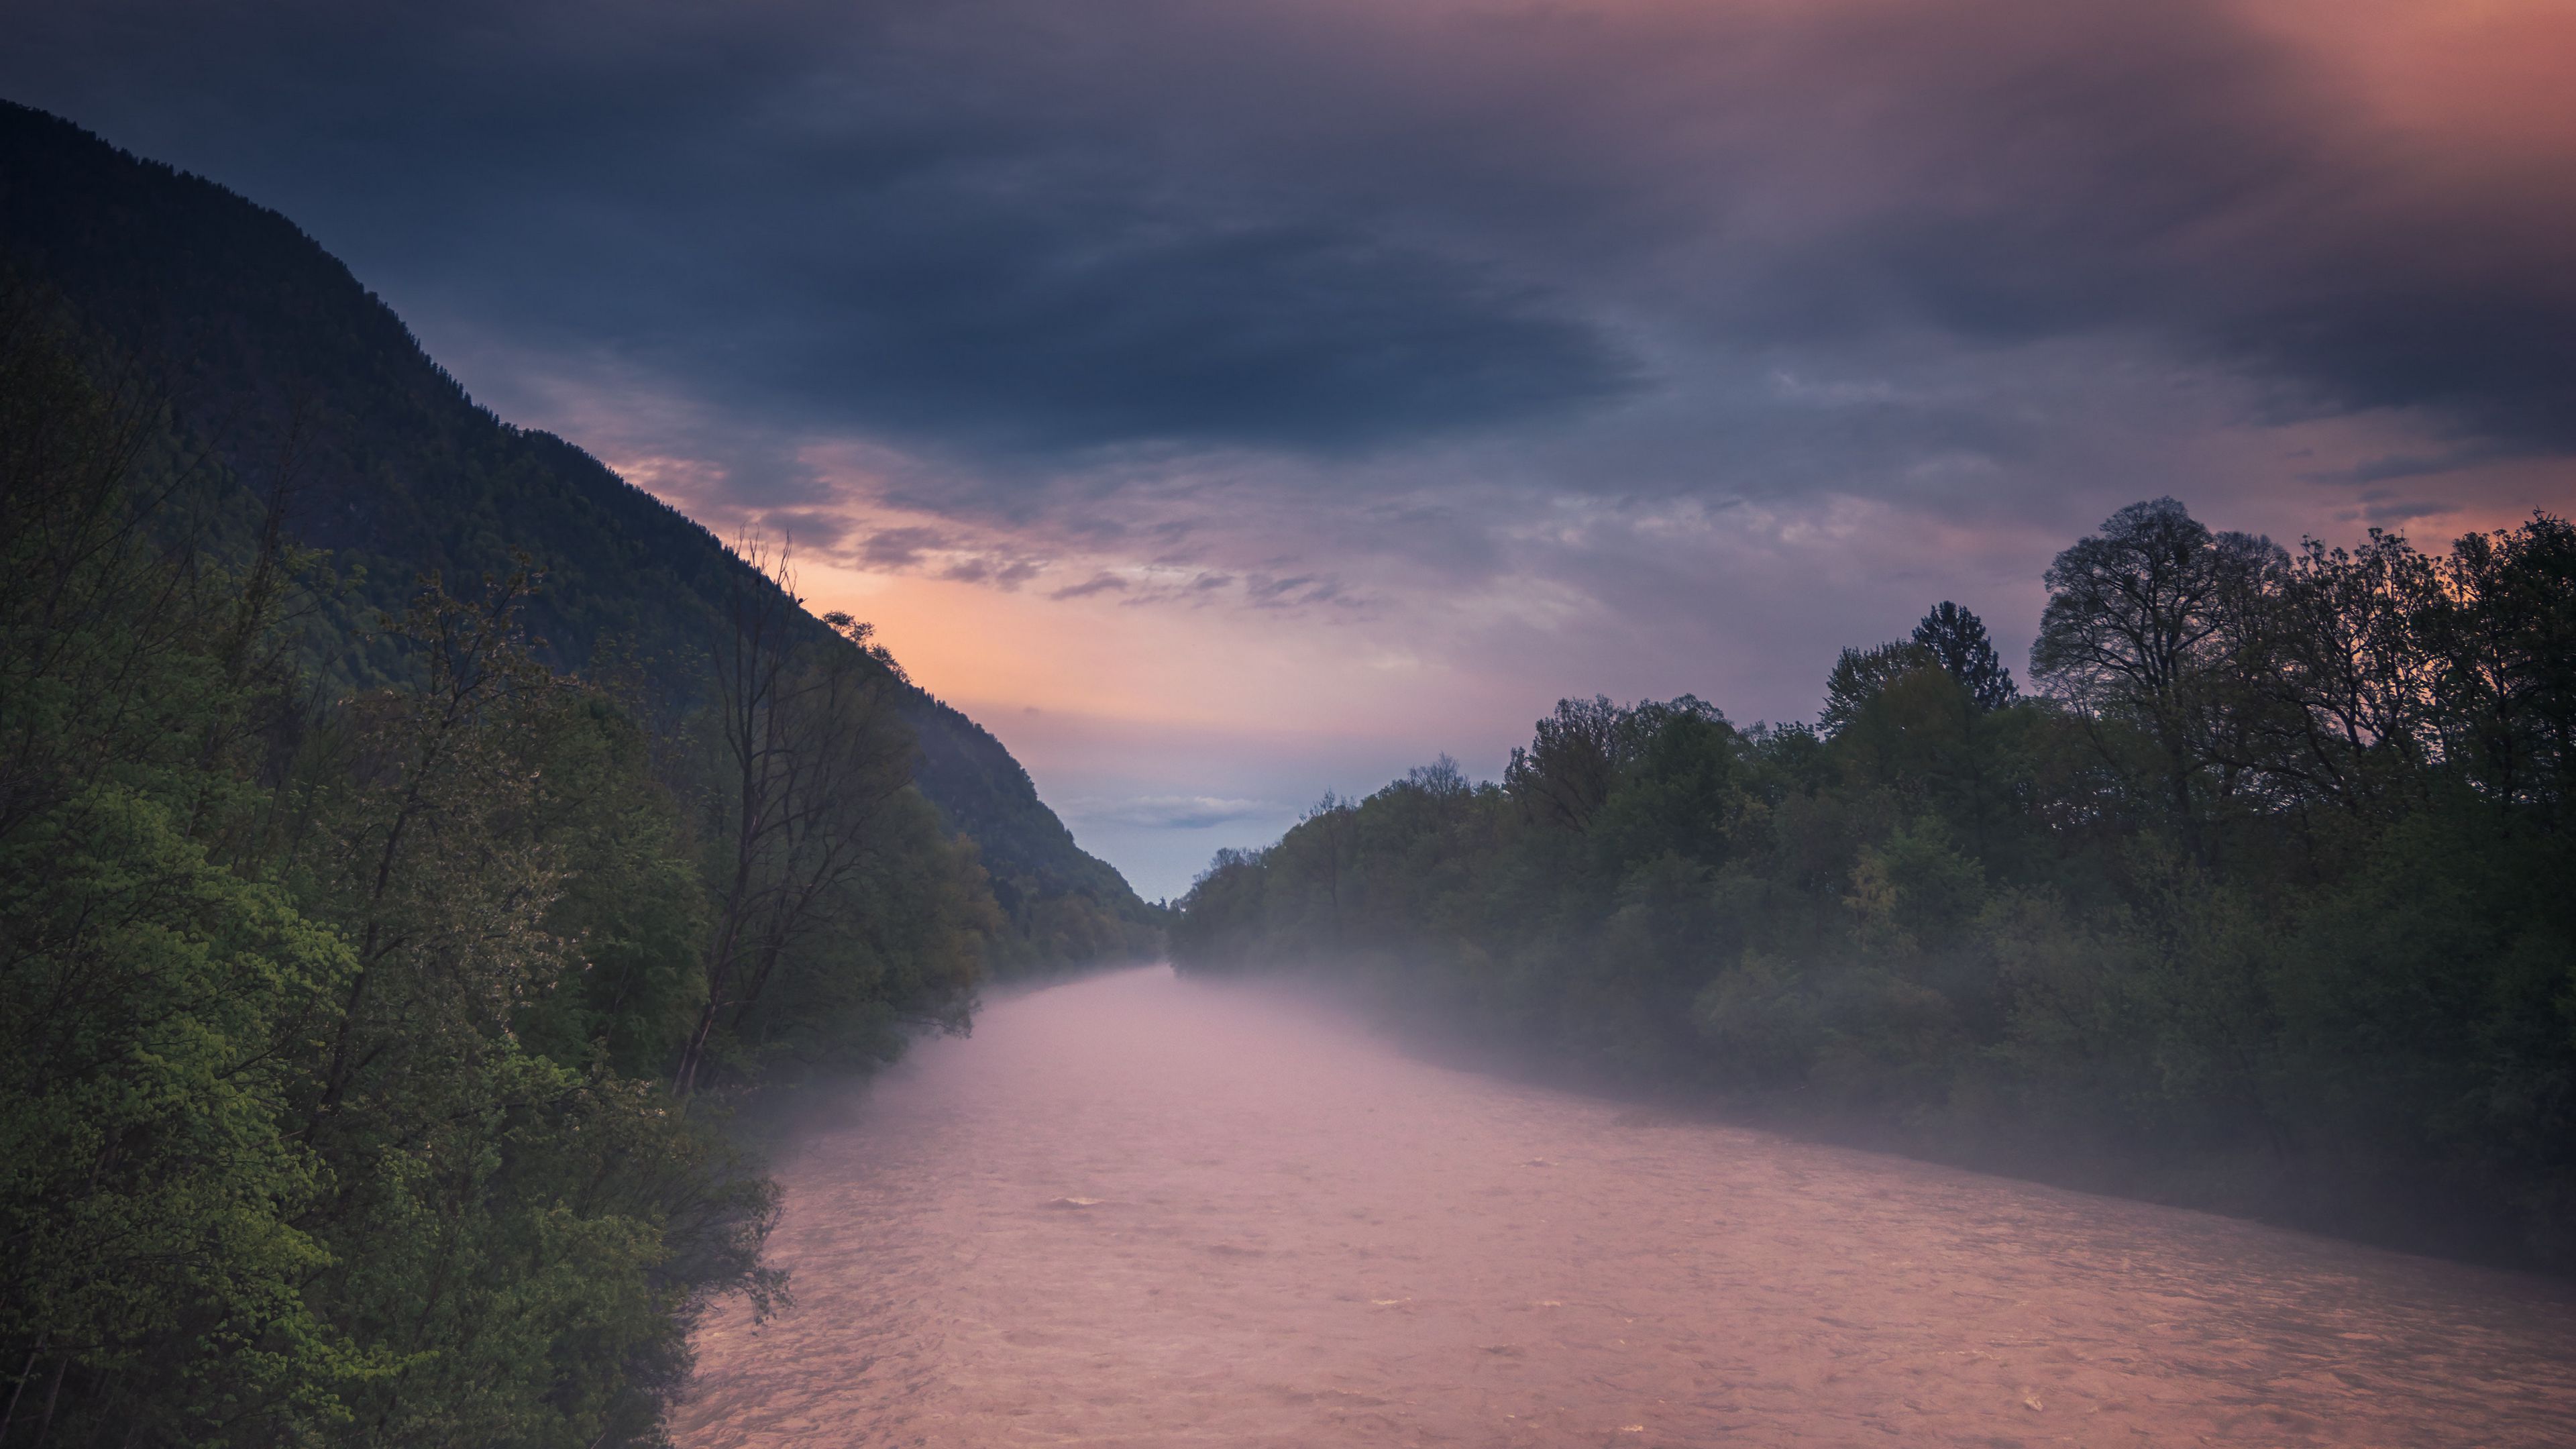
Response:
1050,572,1128,601
1077,795,1275,830
862,526,950,570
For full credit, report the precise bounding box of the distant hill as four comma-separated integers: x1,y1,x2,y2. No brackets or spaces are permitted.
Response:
0,100,1158,970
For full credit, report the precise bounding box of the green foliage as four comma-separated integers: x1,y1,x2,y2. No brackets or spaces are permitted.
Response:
1177,502,2576,1269
514,696,711,1080
0,97,1157,1442
0,256,975,1442
0,786,358,1442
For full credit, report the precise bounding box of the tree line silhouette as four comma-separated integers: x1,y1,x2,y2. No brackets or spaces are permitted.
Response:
1177,497,2576,1268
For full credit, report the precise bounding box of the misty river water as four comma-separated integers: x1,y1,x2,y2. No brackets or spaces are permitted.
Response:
672,966,2576,1448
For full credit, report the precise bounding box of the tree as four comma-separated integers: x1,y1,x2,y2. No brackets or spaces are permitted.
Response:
283,572,781,1446
2418,514,2576,819
1819,643,1931,737
2212,530,2438,825
1911,602,2017,710
0,788,358,1444
1505,696,1627,830
1589,702,1741,871
674,545,961,1095
2031,498,2283,849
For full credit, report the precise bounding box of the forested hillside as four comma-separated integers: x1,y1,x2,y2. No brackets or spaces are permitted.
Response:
0,103,1157,1444
0,101,1159,973
1176,500,2576,1269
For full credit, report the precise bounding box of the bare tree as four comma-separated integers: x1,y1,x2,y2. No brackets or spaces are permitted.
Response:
674,543,917,1096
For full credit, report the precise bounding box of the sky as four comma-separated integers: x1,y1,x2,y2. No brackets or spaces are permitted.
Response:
7,0,2571,898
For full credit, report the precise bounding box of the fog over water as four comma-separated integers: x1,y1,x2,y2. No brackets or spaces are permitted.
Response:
676,967,2576,1447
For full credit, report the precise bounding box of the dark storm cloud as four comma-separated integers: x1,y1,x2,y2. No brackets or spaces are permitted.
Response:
1569,1,2576,449
6,0,2569,507
1,0,1635,457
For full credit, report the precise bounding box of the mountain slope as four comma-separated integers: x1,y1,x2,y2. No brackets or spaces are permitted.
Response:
0,100,1157,967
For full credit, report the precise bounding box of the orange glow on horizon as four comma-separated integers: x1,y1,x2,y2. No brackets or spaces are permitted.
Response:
790,558,1507,750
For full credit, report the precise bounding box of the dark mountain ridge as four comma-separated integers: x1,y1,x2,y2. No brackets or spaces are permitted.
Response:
0,99,1155,968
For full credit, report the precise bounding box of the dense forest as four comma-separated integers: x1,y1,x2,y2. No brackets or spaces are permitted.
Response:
0,264,969,1444
0,108,1161,1445
1176,499,2576,1268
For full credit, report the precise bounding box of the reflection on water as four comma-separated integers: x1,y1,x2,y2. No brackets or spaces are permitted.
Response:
674,967,2576,1447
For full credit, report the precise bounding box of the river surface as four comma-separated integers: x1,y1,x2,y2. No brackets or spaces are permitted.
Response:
673,966,2576,1447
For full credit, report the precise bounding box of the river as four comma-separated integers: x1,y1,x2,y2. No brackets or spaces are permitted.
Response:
672,965,2576,1447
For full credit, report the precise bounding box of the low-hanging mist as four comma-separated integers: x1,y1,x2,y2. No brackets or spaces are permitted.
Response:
1173,498,2576,1267
676,965,2576,1446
